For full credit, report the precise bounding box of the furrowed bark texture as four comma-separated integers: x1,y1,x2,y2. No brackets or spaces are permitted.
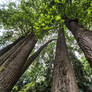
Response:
52,29,79,92
21,39,56,74
65,19,92,67
0,36,24,57
0,36,25,66
12,39,56,87
0,34,37,92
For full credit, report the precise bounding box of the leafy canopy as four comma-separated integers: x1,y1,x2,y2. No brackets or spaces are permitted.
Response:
0,0,91,39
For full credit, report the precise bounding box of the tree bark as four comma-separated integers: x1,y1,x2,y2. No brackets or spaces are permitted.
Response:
52,29,79,92
10,39,56,90
0,36,24,57
0,36,25,66
0,33,37,92
21,39,56,74
65,19,92,67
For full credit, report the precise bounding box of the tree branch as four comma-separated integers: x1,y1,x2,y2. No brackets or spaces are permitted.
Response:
21,39,56,73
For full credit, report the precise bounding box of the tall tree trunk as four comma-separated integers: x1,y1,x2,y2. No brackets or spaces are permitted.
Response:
52,29,79,92
12,39,56,88
21,39,56,74
0,36,25,66
0,33,37,92
65,19,92,67
0,36,24,57
0,37,26,72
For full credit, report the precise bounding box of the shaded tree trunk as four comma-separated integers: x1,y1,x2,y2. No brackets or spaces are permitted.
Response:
0,33,37,92
12,39,56,89
0,37,26,72
65,19,92,67
0,36,25,66
52,29,79,92
0,36,24,57
21,39,56,74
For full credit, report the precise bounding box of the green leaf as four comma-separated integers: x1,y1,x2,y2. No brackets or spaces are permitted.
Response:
55,15,61,21
54,0,61,3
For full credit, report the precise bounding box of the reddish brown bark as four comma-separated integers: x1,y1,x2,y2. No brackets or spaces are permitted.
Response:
65,19,92,67
0,33,37,92
52,29,79,92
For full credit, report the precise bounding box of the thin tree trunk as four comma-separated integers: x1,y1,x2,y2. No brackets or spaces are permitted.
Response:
0,33,37,92
65,19,92,67
21,39,56,74
52,29,79,92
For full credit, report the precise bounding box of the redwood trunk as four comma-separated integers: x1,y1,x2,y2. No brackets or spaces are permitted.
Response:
0,36,25,66
0,36,24,57
0,34,37,92
65,19,92,67
21,39,56,74
52,29,79,92
12,39,55,88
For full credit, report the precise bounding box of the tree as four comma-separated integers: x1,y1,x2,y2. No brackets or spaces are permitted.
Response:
12,39,56,91
11,37,92,92
0,0,92,91
0,33,37,91
16,39,56,92
65,19,92,67
0,0,43,91
52,0,92,67
52,29,79,92
0,36,24,65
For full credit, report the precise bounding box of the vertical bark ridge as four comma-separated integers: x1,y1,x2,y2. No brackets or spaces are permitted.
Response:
52,29,79,92
21,39,56,74
65,19,92,67
0,36,24,57
9,39,56,89
0,37,27,73
0,34,37,92
0,37,25,66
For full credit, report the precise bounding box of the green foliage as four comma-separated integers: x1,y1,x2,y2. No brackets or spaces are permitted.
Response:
66,30,92,92
0,0,92,92
12,40,55,92
69,52,92,92
11,35,92,92
0,0,92,38
0,31,13,46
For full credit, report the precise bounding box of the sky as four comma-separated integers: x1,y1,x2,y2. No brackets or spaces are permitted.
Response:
0,0,20,8
0,0,18,5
